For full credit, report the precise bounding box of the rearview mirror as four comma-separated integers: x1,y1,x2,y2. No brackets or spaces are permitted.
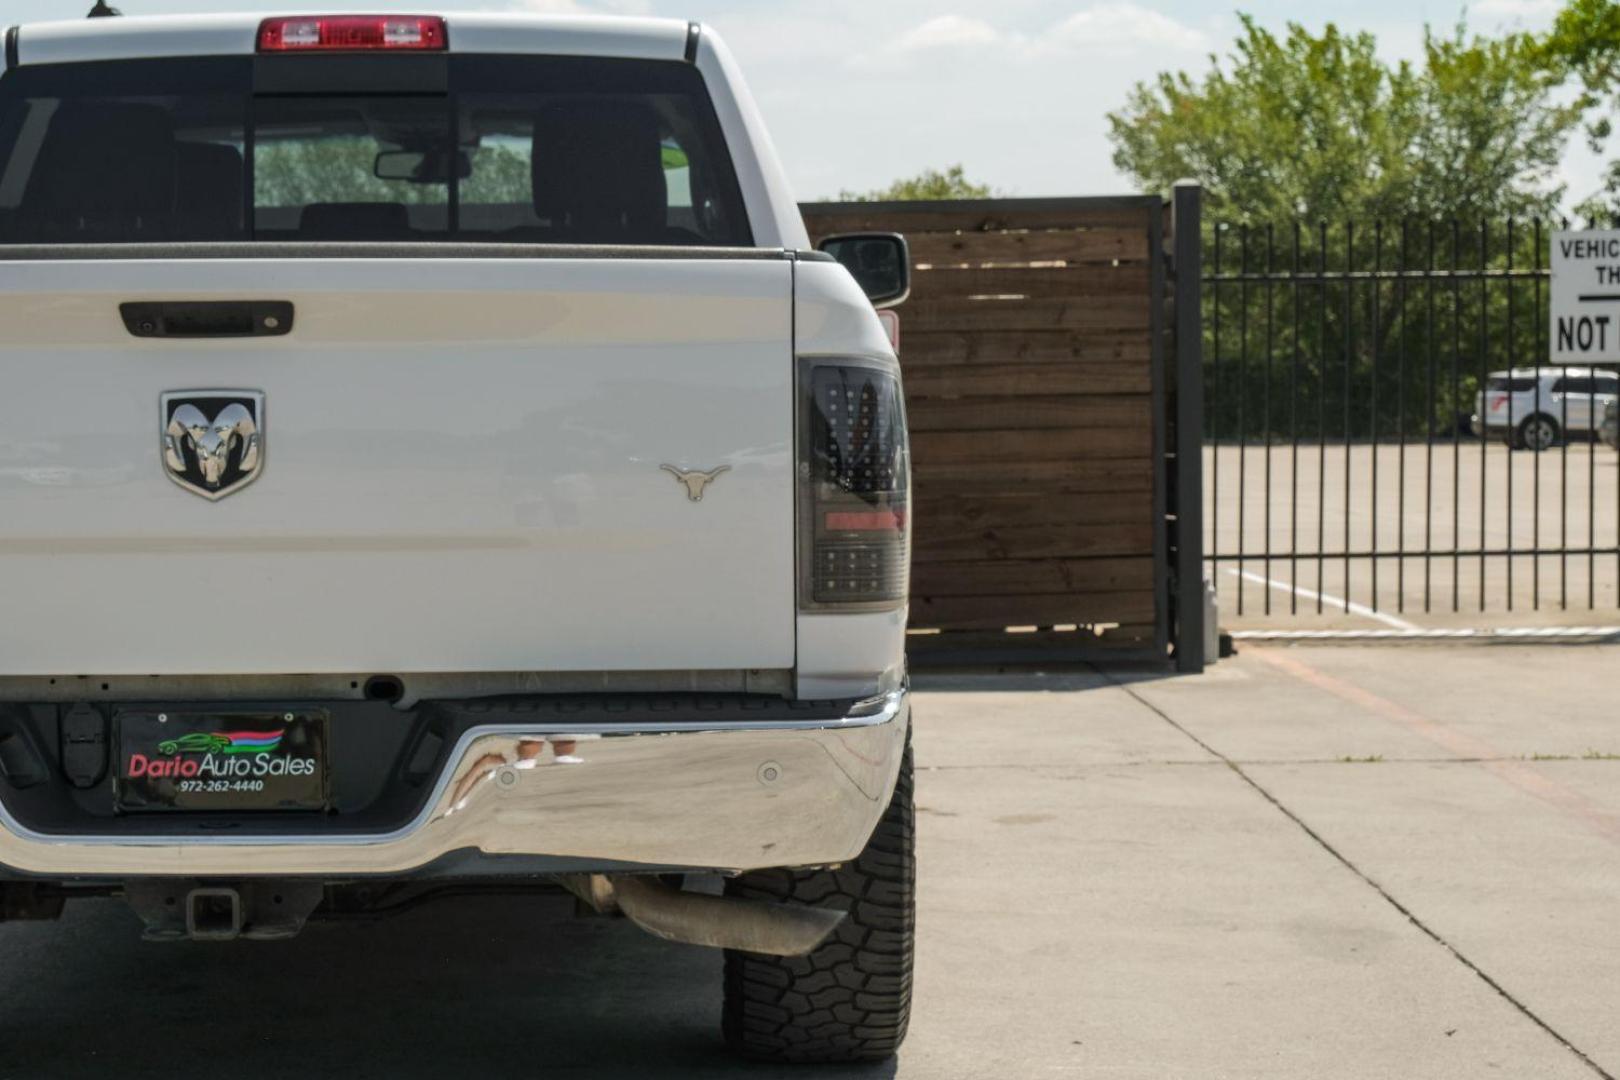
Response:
818,232,910,309
374,149,473,184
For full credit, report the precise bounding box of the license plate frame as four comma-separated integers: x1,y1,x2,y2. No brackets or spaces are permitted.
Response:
114,710,330,813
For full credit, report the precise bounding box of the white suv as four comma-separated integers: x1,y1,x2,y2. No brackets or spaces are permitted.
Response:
1472,366,1620,450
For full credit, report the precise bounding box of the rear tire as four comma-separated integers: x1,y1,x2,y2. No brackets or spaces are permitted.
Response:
1517,414,1559,452
722,743,915,1064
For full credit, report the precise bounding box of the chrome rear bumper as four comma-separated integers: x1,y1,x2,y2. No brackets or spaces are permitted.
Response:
0,691,908,879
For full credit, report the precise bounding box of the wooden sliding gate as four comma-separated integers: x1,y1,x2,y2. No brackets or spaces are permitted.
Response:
802,194,1203,667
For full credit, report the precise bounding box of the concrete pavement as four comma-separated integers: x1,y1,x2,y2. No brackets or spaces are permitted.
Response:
1,644,1617,1078
1206,442,1620,627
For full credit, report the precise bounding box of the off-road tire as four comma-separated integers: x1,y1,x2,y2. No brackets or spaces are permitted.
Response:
721,743,914,1063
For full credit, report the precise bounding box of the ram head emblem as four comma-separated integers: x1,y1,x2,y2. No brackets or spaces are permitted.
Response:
161,392,265,500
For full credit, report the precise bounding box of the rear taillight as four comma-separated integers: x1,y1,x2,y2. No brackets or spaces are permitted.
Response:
258,15,448,52
800,361,910,609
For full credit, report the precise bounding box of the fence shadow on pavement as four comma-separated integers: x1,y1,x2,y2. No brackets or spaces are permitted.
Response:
911,661,1177,694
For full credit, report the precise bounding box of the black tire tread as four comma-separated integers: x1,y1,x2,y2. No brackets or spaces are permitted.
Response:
722,743,915,1063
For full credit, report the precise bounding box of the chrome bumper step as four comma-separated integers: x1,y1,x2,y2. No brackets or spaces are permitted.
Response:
0,690,908,879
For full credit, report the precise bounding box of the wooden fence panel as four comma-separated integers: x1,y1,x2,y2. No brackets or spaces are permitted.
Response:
906,227,1147,266
801,196,1167,655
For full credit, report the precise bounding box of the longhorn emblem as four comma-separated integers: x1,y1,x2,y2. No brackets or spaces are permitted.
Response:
660,464,730,502
160,391,265,500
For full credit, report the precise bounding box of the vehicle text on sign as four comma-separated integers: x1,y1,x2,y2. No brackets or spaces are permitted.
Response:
1552,230,1620,362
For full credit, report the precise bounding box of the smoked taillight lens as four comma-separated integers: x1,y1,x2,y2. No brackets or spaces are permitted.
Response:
258,16,448,52
801,362,911,609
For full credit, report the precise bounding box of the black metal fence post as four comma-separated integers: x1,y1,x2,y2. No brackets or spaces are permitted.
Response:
1173,181,1207,670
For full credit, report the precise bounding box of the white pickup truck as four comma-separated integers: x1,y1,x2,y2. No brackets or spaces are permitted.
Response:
0,11,913,1064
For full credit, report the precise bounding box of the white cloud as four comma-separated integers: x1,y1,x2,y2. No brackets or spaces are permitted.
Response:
880,5,1206,66
504,0,588,11
1470,0,1561,18
1046,3,1208,53
499,0,652,14
894,15,1000,53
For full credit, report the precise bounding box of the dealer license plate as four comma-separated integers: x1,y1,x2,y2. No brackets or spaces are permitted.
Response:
115,710,328,812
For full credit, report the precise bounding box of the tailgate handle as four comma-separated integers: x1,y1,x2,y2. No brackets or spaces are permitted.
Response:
121,301,294,339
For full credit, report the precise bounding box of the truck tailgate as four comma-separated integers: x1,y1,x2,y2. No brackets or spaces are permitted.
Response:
0,257,795,675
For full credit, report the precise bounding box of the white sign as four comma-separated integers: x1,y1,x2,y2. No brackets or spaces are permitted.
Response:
1552,230,1620,362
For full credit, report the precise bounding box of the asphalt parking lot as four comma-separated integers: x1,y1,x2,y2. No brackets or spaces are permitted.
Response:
3,642,1618,1079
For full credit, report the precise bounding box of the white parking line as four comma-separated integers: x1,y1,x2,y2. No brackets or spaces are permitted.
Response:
1233,626,1620,641
1224,567,1421,631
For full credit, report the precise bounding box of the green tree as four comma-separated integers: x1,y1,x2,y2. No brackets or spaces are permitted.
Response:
254,140,532,208
1109,17,1576,225
1537,0,1620,221
837,165,994,202
1108,18,1579,444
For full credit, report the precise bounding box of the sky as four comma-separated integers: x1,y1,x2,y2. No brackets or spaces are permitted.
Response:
4,0,1602,206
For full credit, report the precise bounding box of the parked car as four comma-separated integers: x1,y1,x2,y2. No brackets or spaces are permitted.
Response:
1604,399,1619,450
0,11,914,1065
1472,366,1620,450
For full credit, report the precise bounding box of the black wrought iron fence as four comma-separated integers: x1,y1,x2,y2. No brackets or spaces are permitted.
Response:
1205,219,1620,619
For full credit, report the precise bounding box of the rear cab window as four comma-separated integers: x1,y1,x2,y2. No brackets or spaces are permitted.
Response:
0,54,752,246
